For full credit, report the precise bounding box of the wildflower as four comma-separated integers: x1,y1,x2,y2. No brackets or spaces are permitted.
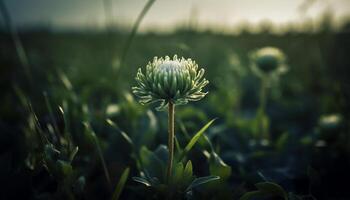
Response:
250,47,287,77
132,55,209,110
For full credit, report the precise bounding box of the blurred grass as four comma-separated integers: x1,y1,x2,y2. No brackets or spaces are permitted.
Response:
1,22,350,199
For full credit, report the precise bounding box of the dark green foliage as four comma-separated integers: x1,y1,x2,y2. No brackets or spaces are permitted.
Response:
1,22,350,199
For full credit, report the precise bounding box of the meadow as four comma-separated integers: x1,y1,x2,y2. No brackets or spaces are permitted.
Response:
1,21,350,199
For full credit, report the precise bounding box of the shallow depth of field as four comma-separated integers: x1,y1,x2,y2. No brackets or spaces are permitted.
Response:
1,0,350,199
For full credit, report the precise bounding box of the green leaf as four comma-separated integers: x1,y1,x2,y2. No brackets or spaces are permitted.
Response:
183,160,193,185
183,160,193,178
255,182,287,199
174,135,183,154
139,146,165,181
83,122,111,185
43,92,60,139
106,119,134,146
276,132,289,151
209,152,232,180
57,160,73,177
154,145,168,164
239,191,264,200
69,146,79,163
172,162,184,184
186,176,220,192
178,119,216,162
239,182,288,200
132,177,152,187
112,167,130,200
73,176,86,194
44,143,60,162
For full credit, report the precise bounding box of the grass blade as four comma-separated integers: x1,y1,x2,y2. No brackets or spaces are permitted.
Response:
106,119,134,146
186,175,220,192
111,167,130,200
178,118,216,162
0,0,32,83
132,177,152,187
44,92,61,146
84,122,111,186
117,0,156,76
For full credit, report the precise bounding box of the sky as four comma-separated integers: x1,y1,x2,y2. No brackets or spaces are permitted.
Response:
2,0,350,32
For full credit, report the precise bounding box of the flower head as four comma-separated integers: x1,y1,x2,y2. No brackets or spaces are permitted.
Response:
132,55,209,110
250,47,287,77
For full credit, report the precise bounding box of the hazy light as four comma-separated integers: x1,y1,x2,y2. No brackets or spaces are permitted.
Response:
2,0,350,32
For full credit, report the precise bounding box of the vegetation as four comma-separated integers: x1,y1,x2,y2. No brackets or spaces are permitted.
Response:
1,4,350,199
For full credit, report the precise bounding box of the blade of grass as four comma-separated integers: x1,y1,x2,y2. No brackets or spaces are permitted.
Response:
44,92,61,146
117,0,156,76
178,119,216,162
106,119,142,170
14,86,48,149
111,167,130,200
84,122,111,187
174,135,182,154
13,85,28,108
186,175,220,192
106,119,133,146
0,0,32,83
28,102,48,147
59,105,72,147
177,118,191,140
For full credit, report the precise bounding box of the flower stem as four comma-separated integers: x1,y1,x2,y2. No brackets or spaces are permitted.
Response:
257,76,269,139
167,101,175,183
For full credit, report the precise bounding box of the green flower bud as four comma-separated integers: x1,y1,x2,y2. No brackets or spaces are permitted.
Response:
132,55,209,110
250,47,287,77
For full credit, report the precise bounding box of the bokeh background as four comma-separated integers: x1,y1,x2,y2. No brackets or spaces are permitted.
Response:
1,0,350,199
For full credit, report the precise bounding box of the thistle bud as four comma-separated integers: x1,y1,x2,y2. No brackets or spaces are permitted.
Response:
132,55,209,110
250,47,287,77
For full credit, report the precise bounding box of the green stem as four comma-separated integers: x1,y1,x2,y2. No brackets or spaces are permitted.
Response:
258,77,267,114
257,76,269,140
167,101,175,183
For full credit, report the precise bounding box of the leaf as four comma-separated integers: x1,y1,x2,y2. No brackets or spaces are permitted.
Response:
119,0,156,69
183,160,193,178
255,182,287,198
178,119,216,162
183,160,193,185
154,145,168,164
43,92,60,139
112,167,130,200
132,177,152,187
73,176,86,194
172,162,184,184
276,132,289,151
57,160,73,177
139,146,165,181
239,191,264,200
186,176,220,192
59,104,72,144
106,119,134,146
239,182,288,200
83,122,111,185
209,152,232,180
174,135,183,154
69,146,79,163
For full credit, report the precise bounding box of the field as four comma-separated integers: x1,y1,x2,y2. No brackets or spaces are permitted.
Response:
1,24,350,200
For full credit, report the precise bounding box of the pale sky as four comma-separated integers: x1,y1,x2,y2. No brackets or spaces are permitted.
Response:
3,0,350,32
